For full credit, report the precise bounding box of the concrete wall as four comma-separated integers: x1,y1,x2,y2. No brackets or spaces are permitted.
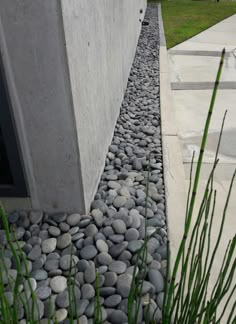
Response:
61,0,146,211
0,0,85,212
0,0,146,213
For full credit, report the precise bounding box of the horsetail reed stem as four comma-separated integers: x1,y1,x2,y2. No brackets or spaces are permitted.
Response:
94,270,102,324
163,48,226,323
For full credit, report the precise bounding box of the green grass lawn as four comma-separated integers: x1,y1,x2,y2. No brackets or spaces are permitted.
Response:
149,0,236,49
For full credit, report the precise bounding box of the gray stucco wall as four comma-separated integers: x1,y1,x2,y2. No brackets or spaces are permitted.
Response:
0,0,146,213
0,1,85,212
61,0,146,211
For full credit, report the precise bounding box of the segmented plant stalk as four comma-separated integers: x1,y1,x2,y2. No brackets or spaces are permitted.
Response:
94,270,102,324
68,249,78,324
128,155,151,324
163,48,226,323
0,204,20,323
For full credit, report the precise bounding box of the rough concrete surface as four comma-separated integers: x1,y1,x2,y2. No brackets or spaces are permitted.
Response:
61,0,147,212
0,0,146,213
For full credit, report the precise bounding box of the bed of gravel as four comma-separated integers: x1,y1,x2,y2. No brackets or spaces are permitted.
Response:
0,5,166,324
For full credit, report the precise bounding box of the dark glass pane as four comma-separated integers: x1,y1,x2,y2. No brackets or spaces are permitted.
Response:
0,126,13,185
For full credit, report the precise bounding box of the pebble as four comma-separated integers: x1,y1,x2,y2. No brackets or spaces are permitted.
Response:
96,239,109,253
29,298,44,320
156,245,167,259
53,308,68,323
17,212,30,228
91,209,104,227
80,219,91,228
62,244,77,255
3,257,11,269
14,227,25,240
5,291,14,306
109,241,128,258
133,158,143,171
29,210,43,224
27,244,42,261
81,283,95,299
109,234,124,243
30,269,48,281
85,224,98,237
44,295,56,318
79,315,88,324
8,212,19,224
78,259,89,272
66,213,81,226
55,290,70,308
100,287,116,297
48,226,61,237
72,233,84,242
125,228,139,241
39,320,53,324
109,310,128,324
50,213,67,223
127,240,144,253
108,181,121,190
35,286,51,300
59,254,78,270
77,299,90,316
23,278,37,294
49,269,62,276
91,200,108,214
148,269,164,293
59,222,70,232
118,250,132,261
116,274,132,298
50,276,67,293
113,196,127,208
104,271,117,287
97,252,112,266
80,245,98,260
103,226,114,238
98,265,108,274
157,292,164,309
108,261,127,274
84,261,96,283
104,294,122,307
20,260,32,276
130,214,141,229
27,236,41,246
56,233,72,250
69,226,79,235
147,237,160,254
112,219,126,234
42,238,57,254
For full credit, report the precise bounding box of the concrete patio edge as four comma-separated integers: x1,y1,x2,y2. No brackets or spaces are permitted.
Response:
158,4,187,263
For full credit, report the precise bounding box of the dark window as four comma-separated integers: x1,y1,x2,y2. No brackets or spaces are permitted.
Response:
0,126,14,185
0,54,28,197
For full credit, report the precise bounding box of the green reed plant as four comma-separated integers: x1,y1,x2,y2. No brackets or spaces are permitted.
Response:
68,248,79,324
127,48,235,323
128,153,152,324
0,203,41,323
94,270,102,324
162,48,236,323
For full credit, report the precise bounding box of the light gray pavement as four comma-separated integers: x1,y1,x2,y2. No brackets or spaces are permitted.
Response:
162,13,236,320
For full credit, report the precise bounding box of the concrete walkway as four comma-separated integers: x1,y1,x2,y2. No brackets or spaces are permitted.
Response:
167,14,236,320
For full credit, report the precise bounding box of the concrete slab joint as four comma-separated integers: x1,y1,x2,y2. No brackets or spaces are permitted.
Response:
158,4,187,264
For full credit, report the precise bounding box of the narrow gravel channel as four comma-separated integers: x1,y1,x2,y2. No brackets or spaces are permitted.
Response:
0,4,166,324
